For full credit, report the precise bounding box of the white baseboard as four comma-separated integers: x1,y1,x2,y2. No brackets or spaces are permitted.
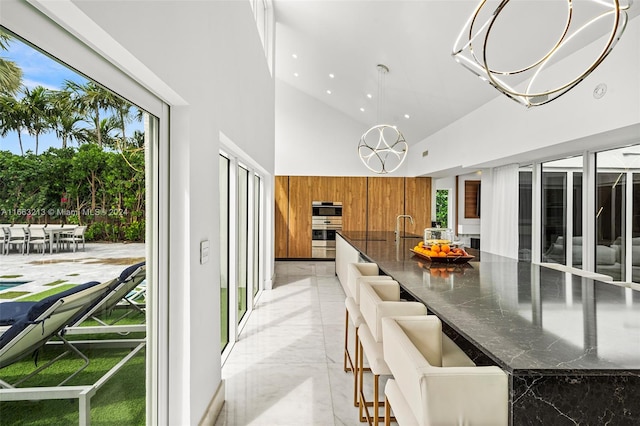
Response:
198,379,225,426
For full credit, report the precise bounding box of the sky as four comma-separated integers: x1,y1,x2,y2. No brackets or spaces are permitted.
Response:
0,31,143,154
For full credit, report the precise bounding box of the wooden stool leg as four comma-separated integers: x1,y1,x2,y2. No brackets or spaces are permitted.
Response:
344,309,351,372
385,396,391,426
374,374,379,426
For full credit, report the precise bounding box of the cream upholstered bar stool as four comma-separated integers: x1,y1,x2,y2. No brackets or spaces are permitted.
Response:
381,315,508,426
345,263,394,406
357,281,428,426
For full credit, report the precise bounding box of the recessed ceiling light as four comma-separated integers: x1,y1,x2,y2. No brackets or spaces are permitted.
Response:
326,90,332,95
404,114,410,119
367,94,373,99
293,72,299,77
360,107,365,112
292,53,298,59
329,73,335,79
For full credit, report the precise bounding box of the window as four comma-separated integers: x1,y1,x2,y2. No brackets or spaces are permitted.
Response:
219,143,265,359
541,156,583,267
594,146,640,281
219,154,230,351
0,27,157,425
249,0,273,71
435,189,449,228
518,169,532,261
237,165,250,324
253,173,262,298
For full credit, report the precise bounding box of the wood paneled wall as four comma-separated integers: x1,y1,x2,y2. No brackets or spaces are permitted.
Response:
275,175,431,258
366,177,405,232
274,176,289,258
405,177,432,234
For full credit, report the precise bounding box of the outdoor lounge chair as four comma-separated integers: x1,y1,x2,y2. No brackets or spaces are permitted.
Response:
68,261,146,334
0,280,110,379
0,274,146,426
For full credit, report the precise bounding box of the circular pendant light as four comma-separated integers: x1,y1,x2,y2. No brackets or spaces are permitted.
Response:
358,64,408,174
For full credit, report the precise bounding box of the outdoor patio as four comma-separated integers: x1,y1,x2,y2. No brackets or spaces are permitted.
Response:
0,242,146,303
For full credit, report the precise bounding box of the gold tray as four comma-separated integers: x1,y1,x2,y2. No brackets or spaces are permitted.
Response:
410,249,475,264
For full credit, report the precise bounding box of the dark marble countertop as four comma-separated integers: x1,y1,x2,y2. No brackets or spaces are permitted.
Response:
338,231,640,374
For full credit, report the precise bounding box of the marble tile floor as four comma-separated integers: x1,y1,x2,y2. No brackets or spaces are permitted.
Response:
215,260,388,426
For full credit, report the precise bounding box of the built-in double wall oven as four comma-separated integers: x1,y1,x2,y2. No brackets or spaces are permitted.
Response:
312,201,342,258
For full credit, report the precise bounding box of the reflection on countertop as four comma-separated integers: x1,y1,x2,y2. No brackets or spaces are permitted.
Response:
338,230,640,372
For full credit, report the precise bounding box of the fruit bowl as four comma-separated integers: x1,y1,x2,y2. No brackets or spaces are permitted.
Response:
410,249,475,264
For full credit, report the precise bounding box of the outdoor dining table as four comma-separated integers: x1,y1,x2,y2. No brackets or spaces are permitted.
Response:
39,225,79,254
1,224,78,254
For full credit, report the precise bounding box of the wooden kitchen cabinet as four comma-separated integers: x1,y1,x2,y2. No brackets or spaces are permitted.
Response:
287,176,367,258
274,176,289,258
367,177,405,232
275,175,430,258
405,177,431,235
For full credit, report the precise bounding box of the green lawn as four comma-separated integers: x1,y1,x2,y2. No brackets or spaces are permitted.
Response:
0,310,146,425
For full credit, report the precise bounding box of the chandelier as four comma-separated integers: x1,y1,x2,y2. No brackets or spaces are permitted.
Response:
358,64,408,174
452,0,632,107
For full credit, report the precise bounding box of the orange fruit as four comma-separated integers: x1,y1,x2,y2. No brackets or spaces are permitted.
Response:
438,251,447,257
432,245,441,253
441,244,450,254
414,245,421,252
418,241,425,248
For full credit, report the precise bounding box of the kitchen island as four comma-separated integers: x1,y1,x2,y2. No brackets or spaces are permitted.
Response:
337,231,640,425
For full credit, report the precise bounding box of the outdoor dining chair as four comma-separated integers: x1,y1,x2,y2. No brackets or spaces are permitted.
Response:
4,226,28,255
59,225,87,252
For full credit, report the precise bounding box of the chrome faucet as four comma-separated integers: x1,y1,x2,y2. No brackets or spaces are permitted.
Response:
395,214,414,242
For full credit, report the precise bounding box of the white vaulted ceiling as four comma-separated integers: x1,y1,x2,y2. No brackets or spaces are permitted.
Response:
274,0,640,146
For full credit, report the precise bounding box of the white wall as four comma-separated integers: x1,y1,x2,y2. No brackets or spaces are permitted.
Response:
2,1,275,424
275,79,409,176
408,20,640,177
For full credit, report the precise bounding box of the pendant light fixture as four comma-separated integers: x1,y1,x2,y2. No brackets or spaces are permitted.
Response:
452,0,632,107
358,64,408,174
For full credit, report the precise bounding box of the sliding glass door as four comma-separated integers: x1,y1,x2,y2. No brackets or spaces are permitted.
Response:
219,155,230,351
219,151,264,356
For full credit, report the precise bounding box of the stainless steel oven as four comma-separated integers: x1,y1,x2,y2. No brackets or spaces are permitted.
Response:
312,201,342,258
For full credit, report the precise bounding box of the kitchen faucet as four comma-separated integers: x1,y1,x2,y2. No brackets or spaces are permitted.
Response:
395,214,414,242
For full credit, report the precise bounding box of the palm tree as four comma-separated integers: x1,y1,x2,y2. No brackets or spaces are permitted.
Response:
49,90,88,148
112,96,133,149
21,86,52,155
0,30,22,96
0,94,26,155
64,80,115,148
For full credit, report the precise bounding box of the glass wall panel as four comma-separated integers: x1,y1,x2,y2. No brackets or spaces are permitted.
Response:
237,166,249,323
542,171,567,264
596,171,624,280
633,173,640,282
572,172,583,269
219,154,230,351
541,156,583,266
518,170,532,261
595,146,636,281
0,28,151,424
253,174,261,298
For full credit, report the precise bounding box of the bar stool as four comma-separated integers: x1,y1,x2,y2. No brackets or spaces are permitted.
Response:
345,263,393,407
358,280,427,426
381,315,508,426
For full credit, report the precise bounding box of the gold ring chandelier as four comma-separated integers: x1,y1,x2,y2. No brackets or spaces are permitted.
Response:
452,0,632,107
358,64,408,174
